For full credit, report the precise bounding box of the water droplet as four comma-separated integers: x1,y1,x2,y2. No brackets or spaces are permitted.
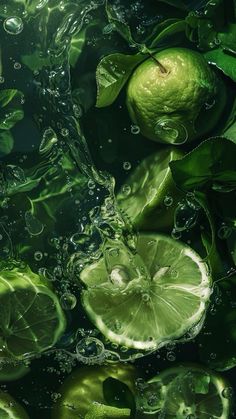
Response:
222,387,233,399
4,17,24,35
164,195,173,207
60,293,77,310
123,161,131,170
61,128,69,137
154,118,188,145
174,201,199,232
76,337,105,364
0,76,4,84
205,98,216,110
131,124,140,135
103,23,114,35
34,251,43,261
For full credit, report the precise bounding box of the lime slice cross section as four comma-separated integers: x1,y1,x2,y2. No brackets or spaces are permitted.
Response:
0,390,29,418
117,148,183,231
0,266,66,359
138,365,232,418
81,234,211,351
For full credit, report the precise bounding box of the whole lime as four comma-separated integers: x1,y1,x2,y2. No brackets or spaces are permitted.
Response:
126,48,226,144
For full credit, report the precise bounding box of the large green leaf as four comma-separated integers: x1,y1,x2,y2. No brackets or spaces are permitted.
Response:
96,53,147,108
0,90,18,108
204,48,236,82
149,19,186,50
170,137,236,192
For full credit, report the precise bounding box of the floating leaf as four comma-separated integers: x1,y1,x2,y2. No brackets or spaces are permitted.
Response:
0,131,14,156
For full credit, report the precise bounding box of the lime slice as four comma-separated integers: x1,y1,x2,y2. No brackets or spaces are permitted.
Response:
0,390,29,418
85,404,131,419
52,364,136,419
117,148,183,231
81,234,211,350
0,265,66,359
137,365,232,418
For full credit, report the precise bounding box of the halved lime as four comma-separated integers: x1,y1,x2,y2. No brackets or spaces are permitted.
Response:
0,265,66,359
0,390,29,418
81,234,211,350
52,364,136,419
117,148,183,231
137,364,232,418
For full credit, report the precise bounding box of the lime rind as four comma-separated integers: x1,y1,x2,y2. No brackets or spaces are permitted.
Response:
0,267,66,359
141,365,232,418
117,148,183,230
81,234,211,351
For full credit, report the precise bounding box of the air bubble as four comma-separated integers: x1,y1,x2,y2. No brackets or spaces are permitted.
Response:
154,118,188,145
4,17,24,35
123,161,131,170
166,351,176,361
60,293,77,310
34,251,43,261
110,265,130,287
222,387,233,399
14,62,21,70
164,195,173,207
76,337,105,364
217,225,232,240
121,184,131,196
131,125,140,135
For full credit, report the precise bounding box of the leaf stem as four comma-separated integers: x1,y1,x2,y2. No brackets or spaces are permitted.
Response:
149,53,168,74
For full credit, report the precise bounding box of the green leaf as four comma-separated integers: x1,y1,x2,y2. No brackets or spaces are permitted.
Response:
218,23,236,53
170,137,236,192
0,109,24,130
96,53,147,108
22,51,52,72
103,377,136,412
0,90,18,108
0,131,14,156
204,48,236,82
149,20,186,50
106,0,135,45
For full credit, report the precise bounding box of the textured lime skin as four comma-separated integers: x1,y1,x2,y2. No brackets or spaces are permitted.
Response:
52,364,136,419
126,48,226,144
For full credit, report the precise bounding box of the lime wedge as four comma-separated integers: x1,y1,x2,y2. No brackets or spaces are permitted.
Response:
52,364,136,419
0,266,66,359
85,404,131,419
137,365,232,418
0,390,29,418
117,148,183,231
81,234,211,350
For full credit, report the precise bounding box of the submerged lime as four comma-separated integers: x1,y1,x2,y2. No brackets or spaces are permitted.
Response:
138,364,232,418
0,390,29,418
0,266,66,359
53,364,136,418
81,234,211,350
117,148,183,231
126,48,226,144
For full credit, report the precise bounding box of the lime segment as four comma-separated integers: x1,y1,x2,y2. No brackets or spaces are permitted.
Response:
0,266,66,359
85,404,131,419
81,234,211,350
117,148,183,231
137,365,232,418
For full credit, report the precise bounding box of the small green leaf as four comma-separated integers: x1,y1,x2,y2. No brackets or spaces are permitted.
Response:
170,137,236,192
218,24,236,53
0,90,18,108
96,53,147,108
0,109,24,130
204,48,236,82
0,131,14,156
103,377,135,412
69,30,87,68
106,0,135,45
149,20,186,49
22,51,51,72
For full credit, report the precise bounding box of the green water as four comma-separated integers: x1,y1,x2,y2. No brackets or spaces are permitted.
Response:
0,0,236,418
